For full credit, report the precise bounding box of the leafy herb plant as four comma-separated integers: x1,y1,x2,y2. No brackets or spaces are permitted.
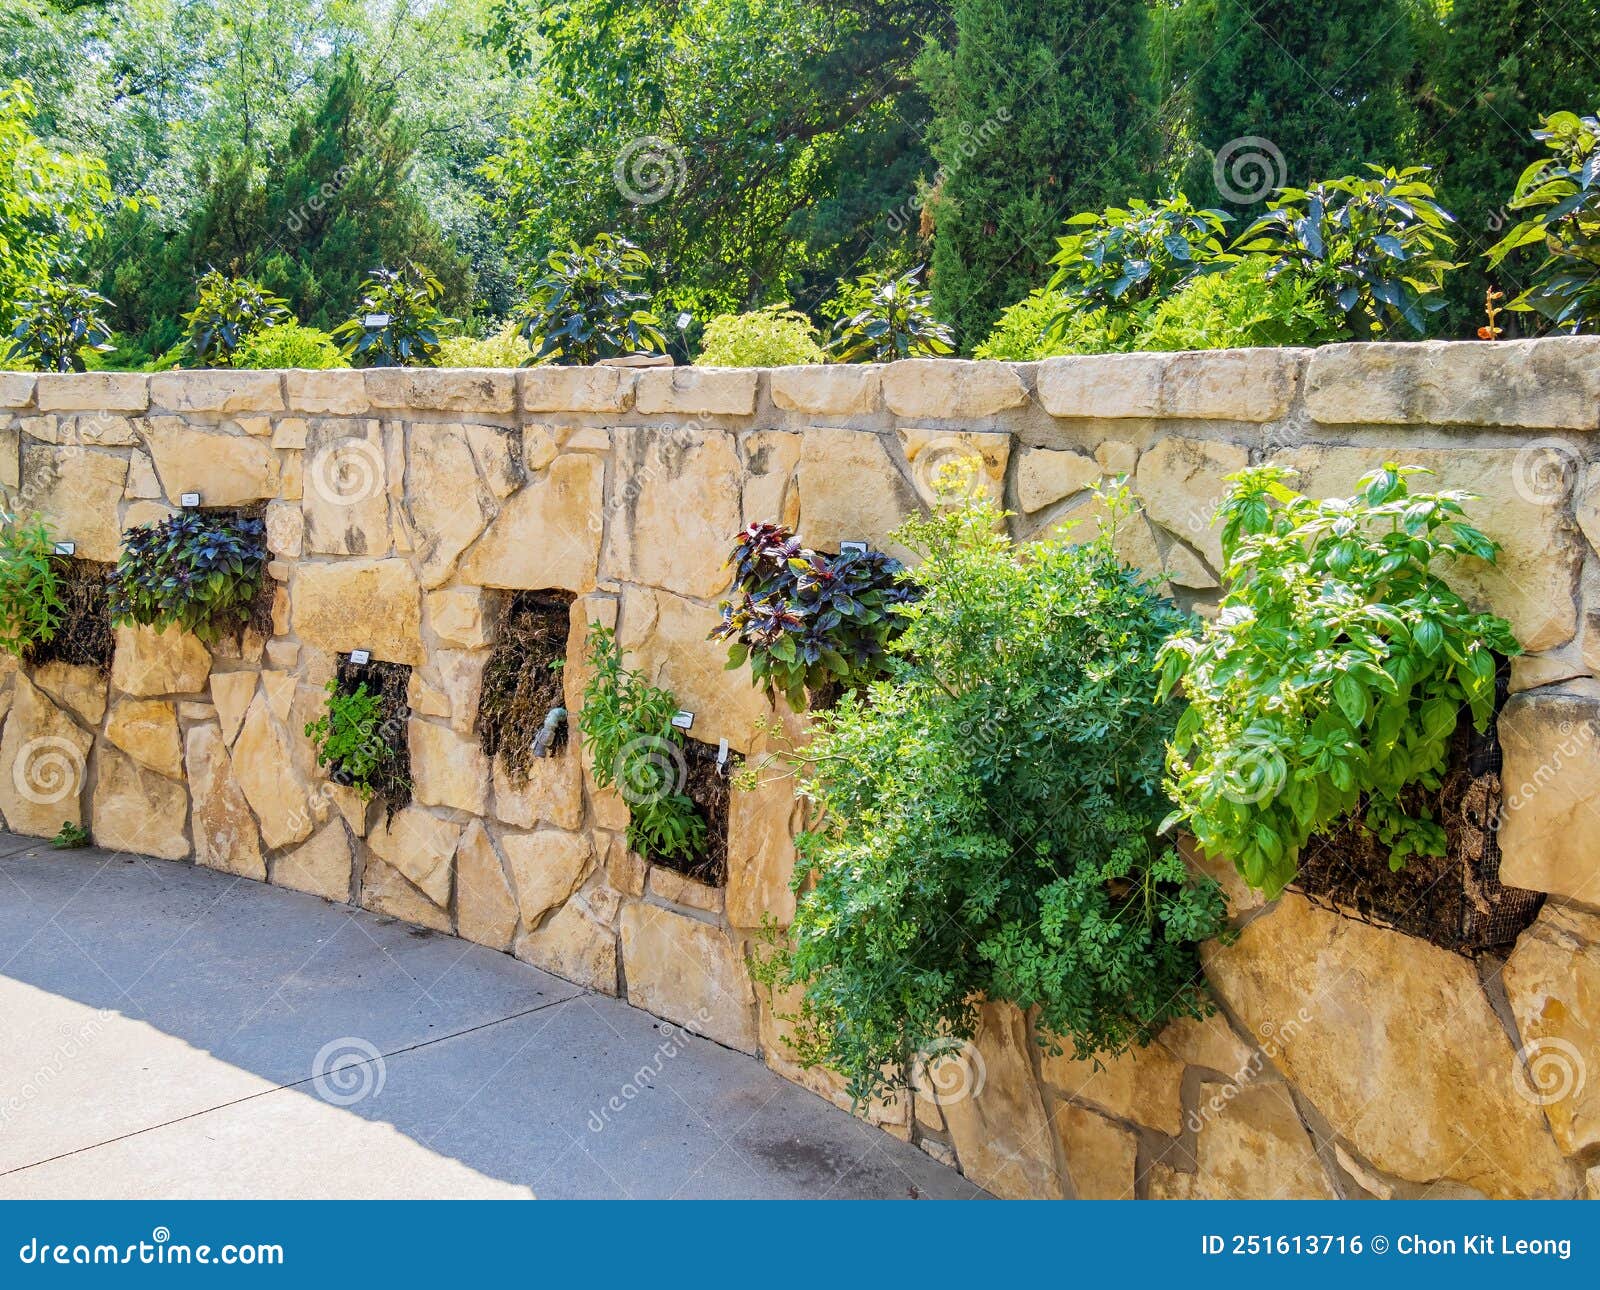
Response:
107,511,267,644
1237,166,1458,337
333,263,449,367
182,269,289,367
51,821,89,849
515,234,666,365
305,680,392,800
1157,464,1520,899
1486,111,1600,333
7,279,115,372
759,490,1226,1105
0,514,63,657
578,625,707,865
827,266,954,362
711,523,917,710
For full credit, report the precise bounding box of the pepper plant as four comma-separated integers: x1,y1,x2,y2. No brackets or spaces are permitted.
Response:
333,263,449,367
514,234,666,365
1156,464,1520,899
7,279,115,372
107,511,266,644
711,523,917,710
182,269,289,367
827,266,953,362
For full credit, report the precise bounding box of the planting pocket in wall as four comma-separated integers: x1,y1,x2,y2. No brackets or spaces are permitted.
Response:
108,506,269,645
31,558,115,672
476,590,575,782
305,652,413,820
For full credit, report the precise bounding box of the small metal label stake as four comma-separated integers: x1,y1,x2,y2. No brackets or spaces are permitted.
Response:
180,492,201,508
52,540,75,557
364,313,392,329
839,540,868,555
670,710,695,731
349,649,371,666
716,738,731,776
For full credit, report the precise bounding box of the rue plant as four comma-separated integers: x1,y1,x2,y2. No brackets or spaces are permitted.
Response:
107,510,266,644
0,514,63,657
1157,464,1520,898
578,625,707,863
757,488,1226,1105
305,681,391,800
711,523,917,710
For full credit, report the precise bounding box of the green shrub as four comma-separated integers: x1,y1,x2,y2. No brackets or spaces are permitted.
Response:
711,523,918,710
305,680,393,800
181,269,289,368
333,263,450,368
758,489,1226,1105
1157,464,1520,899
1238,166,1458,337
578,625,707,863
826,266,954,362
8,280,115,372
436,322,535,368
0,514,63,657
108,511,267,644
1138,257,1347,350
697,304,824,367
515,234,666,366
1487,110,1600,333
232,322,347,370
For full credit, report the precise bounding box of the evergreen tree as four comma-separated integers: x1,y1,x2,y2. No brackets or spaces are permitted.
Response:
921,0,1157,350
1417,0,1600,336
1184,0,1415,212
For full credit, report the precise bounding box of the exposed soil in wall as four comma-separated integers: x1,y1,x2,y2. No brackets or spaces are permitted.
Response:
477,590,574,783
333,653,412,822
649,737,739,887
1294,658,1543,953
29,558,114,671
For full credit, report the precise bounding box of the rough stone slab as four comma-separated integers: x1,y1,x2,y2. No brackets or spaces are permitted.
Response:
364,368,516,415
603,427,740,598
1036,353,1163,419
1145,1080,1335,1199
292,558,424,665
0,373,36,409
35,373,149,413
283,370,368,416
519,366,636,414
19,445,128,562
1161,348,1305,421
140,417,280,505
1305,338,1600,429
619,903,757,1052
457,453,602,593
91,745,190,861
881,358,1027,420
149,371,284,415
769,365,880,416
635,368,758,417
794,426,922,563
1497,687,1600,903
0,672,92,836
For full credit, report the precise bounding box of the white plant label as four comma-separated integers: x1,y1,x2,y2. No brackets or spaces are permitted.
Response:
349,649,371,666
180,492,201,508
52,540,75,557
671,710,695,731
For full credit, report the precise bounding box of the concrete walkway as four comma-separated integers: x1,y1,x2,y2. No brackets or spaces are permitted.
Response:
0,835,982,1199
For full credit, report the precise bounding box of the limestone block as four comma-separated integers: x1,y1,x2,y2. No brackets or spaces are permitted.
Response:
35,372,148,413
502,828,594,929
620,903,757,1052
795,427,922,562
125,450,161,499
1135,436,1249,571
365,805,460,909
52,414,139,446
0,426,16,488
1014,446,1101,513
1053,1104,1137,1200
458,453,603,592
770,365,880,416
401,425,501,586
301,419,390,556
271,417,308,450
105,698,182,778
150,371,283,415
138,418,279,505
112,624,212,697
493,755,584,831
0,372,36,409
210,671,257,746
284,370,368,416
635,367,758,416
0,672,92,836
1504,905,1600,1155
740,430,801,529
1037,353,1163,419
264,499,304,559
19,444,128,562
91,745,190,860
881,359,1027,420
519,366,635,414
1305,337,1600,430
1161,348,1305,421
1273,445,1579,652
1040,1031,1186,1136
231,692,315,850
272,820,352,903
361,854,452,932
32,661,108,726
1146,1081,1335,1199
364,368,515,415
939,1001,1063,1200
1498,688,1600,902
408,718,490,816
456,821,518,951
603,427,741,597
432,648,486,734
426,587,493,650
516,898,617,994
292,558,424,665
1201,893,1570,1197
898,428,1010,509
185,722,265,879
725,773,800,927
647,866,723,914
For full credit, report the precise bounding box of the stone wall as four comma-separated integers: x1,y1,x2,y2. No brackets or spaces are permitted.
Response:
1,342,1598,1200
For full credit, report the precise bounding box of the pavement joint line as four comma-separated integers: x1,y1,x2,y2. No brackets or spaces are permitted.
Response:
0,990,583,1181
